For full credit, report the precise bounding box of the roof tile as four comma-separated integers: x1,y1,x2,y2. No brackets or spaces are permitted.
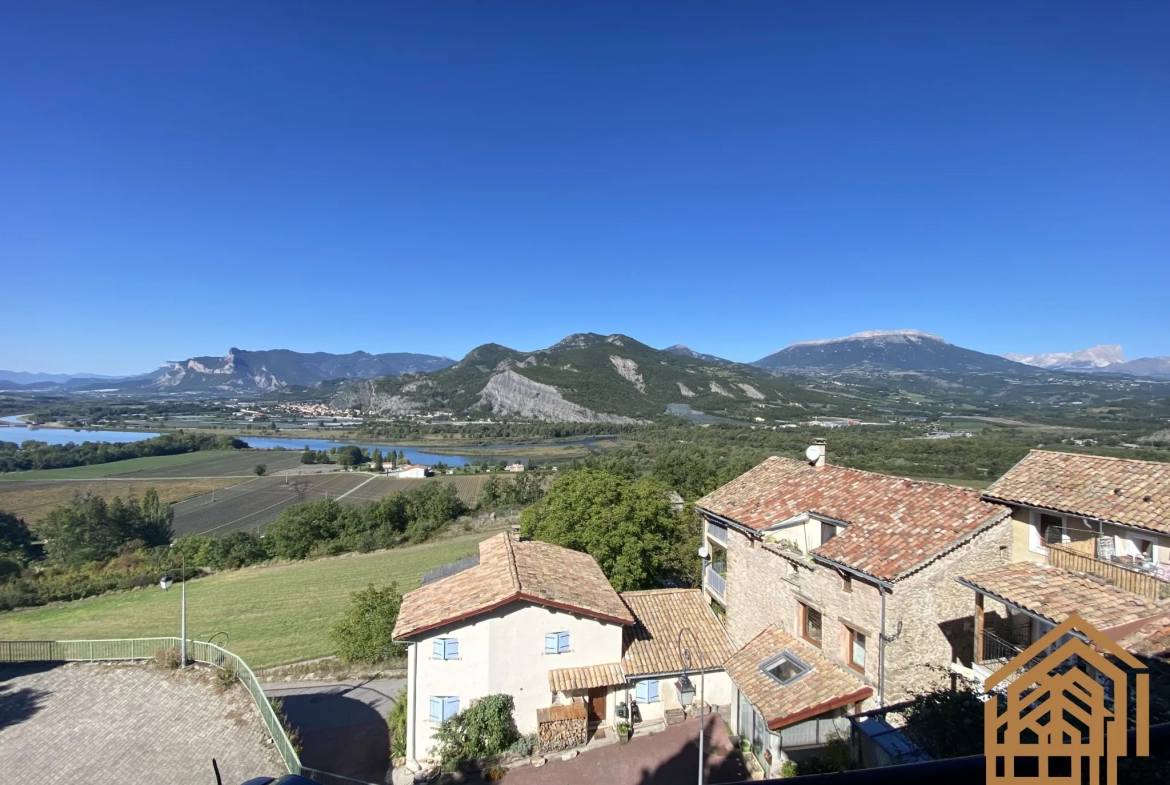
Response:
620,589,735,677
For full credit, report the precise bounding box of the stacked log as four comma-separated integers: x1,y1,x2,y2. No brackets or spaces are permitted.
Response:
536,700,588,754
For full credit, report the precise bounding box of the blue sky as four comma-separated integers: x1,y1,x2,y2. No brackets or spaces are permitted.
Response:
2,2,1168,375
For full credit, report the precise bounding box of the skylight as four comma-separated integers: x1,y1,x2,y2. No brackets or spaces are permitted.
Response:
760,650,812,685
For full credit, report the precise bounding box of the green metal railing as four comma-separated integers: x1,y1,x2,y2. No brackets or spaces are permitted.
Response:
0,637,378,785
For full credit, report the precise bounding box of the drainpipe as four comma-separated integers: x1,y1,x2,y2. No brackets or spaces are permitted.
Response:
409,641,417,764
878,588,887,708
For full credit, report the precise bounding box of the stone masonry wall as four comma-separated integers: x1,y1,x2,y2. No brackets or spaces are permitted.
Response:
723,525,806,648
884,518,1013,702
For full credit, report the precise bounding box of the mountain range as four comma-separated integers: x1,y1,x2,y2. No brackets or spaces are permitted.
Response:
1003,345,1170,379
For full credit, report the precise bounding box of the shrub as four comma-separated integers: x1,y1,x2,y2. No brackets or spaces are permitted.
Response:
432,694,520,771
215,665,239,688
901,685,985,759
153,646,181,670
389,687,408,759
331,583,406,663
485,765,508,781
254,463,267,476
506,733,536,757
780,760,798,778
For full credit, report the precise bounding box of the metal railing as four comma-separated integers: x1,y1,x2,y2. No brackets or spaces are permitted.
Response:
779,715,851,749
0,637,378,785
707,522,728,544
705,564,726,598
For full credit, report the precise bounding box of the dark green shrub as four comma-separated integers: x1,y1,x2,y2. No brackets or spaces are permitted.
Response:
331,583,406,663
432,694,520,771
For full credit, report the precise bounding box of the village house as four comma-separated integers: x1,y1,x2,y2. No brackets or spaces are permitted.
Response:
504,462,526,473
956,450,1170,686
390,464,430,478
391,533,737,768
695,442,1014,711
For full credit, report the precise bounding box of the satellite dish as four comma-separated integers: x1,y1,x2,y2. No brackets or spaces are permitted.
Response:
698,546,709,560
806,445,821,463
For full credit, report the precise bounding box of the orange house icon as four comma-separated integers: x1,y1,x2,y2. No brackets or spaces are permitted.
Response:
984,613,1149,784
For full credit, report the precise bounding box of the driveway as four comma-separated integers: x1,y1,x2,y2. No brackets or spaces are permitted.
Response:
507,714,748,785
264,678,404,784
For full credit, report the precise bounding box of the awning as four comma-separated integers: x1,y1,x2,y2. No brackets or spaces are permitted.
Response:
548,663,626,692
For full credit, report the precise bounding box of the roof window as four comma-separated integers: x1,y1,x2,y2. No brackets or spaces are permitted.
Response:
760,650,812,686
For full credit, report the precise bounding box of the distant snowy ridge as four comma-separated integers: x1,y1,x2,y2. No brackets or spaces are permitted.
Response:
784,329,946,350
1003,345,1126,370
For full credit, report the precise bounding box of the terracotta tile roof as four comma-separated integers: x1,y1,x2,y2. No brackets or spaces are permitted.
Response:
1118,616,1170,659
723,626,872,731
696,456,1010,581
958,562,1162,630
620,589,735,677
548,663,626,692
984,450,1170,534
393,533,634,639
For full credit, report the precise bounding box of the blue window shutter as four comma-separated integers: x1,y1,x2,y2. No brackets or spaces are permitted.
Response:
545,633,558,653
635,681,648,702
444,697,460,720
429,697,441,722
558,632,570,653
432,640,443,659
648,681,659,702
445,638,459,660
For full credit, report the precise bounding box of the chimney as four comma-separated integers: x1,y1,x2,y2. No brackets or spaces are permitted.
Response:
808,439,827,468
511,523,522,539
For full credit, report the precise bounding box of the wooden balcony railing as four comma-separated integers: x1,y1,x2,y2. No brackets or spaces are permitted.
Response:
1047,542,1168,600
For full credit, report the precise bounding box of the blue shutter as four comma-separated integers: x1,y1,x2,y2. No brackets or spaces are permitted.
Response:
635,681,648,702
443,697,460,720
429,697,441,722
558,631,570,653
445,638,459,660
545,633,558,653
648,680,659,702
432,640,444,659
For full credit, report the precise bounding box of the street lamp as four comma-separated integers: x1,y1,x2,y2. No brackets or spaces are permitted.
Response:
679,558,707,785
159,549,187,668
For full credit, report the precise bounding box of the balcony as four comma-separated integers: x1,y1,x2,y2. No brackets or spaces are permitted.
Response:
1046,541,1170,600
707,522,728,545
974,628,1044,687
705,564,726,599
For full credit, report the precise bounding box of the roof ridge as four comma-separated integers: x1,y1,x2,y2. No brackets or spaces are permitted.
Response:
502,531,521,593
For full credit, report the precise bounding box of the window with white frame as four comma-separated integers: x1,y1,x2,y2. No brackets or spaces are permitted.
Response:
428,696,459,722
545,631,570,654
432,638,459,660
635,680,660,703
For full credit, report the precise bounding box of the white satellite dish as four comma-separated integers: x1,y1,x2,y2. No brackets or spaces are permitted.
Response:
806,445,821,463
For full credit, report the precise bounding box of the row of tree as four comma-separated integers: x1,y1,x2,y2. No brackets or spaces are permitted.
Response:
0,432,247,473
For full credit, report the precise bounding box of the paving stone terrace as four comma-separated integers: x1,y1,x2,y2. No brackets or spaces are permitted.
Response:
0,661,286,785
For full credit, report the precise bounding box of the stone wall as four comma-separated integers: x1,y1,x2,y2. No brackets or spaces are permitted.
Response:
884,518,1013,702
722,525,809,647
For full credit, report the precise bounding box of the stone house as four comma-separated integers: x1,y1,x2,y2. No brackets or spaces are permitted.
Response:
392,533,736,767
695,449,1014,708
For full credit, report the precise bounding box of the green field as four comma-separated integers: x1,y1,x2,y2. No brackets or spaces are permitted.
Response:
0,532,492,668
0,449,305,481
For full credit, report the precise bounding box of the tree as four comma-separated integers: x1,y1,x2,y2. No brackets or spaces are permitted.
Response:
901,682,987,759
254,463,267,476
520,469,680,591
0,510,34,561
34,491,171,566
265,499,348,559
331,583,407,662
371,448,384,472
335,445,365,467
139,487,174,543
300,449,317,465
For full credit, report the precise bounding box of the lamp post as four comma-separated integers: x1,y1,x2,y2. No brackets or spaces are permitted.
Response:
678,626,706,785
159,549,187,668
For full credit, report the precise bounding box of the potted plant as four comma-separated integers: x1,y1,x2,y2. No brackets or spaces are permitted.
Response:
616,722,631,743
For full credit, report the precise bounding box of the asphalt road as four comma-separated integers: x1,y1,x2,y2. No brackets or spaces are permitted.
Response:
264,678,405,784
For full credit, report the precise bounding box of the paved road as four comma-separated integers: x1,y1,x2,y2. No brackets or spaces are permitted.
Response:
0,661,285,785
264,678,404,784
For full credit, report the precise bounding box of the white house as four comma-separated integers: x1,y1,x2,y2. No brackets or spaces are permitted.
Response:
392,534,741,768
391,464,430,479
392,533,635,766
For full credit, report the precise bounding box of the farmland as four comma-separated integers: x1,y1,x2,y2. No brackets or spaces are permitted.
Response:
0,532,494,668
0,449,307,481
338,474,496,506
0,478,250,523
171,473,372,536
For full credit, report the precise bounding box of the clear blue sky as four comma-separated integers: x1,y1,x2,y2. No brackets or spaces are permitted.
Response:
2,2,1168,375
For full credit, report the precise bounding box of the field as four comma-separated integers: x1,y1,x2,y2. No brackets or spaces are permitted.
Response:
0,532,493,668
338,474,495,506
171,473,372,536
0,478,250,523
0,449,307,482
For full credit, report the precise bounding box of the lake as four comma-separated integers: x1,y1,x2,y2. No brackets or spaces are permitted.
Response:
0,417,562,466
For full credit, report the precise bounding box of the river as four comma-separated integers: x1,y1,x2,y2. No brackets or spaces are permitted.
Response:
0,416,592,466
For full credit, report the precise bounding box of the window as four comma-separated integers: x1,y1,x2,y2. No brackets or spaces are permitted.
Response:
428,696,459,722
847,628,867,672
1133,537,1154,561
842,574,852,594
760,651,811,685
635,680,660,703
800,603,822,648
821,522,837,544
432,638,459,660
1040,513,1064,547
545,631,570,654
